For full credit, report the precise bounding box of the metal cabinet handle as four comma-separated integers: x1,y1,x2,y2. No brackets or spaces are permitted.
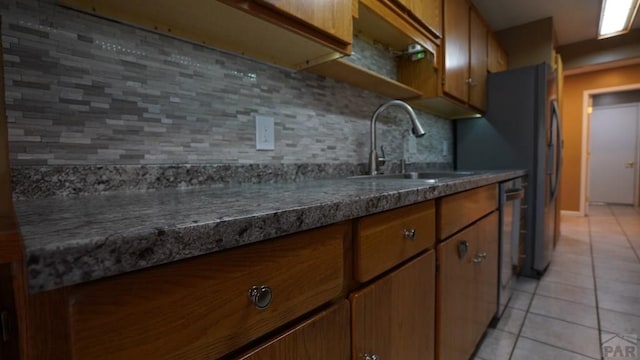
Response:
458,240,469,258
472,256,483,263
403,228,416,240
505,188,524,201
363,354,379,360
248,285,273,309
478,252,488,258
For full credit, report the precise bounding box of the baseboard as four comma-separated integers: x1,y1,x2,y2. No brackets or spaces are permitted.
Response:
561,210,583,216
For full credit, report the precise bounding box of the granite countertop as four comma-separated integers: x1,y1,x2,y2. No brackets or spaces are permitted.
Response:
14,170,525,292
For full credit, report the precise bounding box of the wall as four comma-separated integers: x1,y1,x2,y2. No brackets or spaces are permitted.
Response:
558,28,640,73
560,64,640,212
1,0,452,170
496,17,555,69
593,89,640,107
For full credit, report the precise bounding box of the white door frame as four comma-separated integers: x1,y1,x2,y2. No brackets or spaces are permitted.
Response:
580,84,640,215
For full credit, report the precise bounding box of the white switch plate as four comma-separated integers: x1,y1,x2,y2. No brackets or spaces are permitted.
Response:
256,115,274,150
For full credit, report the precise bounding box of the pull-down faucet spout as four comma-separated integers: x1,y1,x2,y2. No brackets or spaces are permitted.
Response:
369,100,426,175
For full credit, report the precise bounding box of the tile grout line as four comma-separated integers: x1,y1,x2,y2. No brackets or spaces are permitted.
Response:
609,206,640,263
588,206,605,360
507,277,540,360
524,310,600,331
517,335,602,360
518,291,594,308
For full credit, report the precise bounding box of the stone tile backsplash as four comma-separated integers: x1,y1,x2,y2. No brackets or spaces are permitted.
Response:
1,0,452,175
346,34,398,81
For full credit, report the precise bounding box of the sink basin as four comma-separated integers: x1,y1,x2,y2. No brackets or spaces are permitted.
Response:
348,171,476,181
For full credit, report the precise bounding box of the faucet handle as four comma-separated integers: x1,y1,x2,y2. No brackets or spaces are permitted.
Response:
377,146,386,168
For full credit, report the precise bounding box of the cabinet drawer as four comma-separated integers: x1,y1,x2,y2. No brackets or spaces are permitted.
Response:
67,223,347,360
437,184,497,240
354,201,435,282
238,300,350,359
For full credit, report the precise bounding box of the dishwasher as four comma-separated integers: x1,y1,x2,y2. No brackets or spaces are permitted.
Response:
497,178,523,318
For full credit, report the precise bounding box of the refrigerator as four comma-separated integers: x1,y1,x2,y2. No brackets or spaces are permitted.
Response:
456,63,563,277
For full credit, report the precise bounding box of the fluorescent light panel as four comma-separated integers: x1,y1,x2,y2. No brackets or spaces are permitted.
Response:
598,0,640,38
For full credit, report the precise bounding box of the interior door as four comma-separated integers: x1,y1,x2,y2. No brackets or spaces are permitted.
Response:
589,104,639,204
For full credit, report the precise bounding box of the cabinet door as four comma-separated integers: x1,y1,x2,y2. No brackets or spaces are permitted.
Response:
436,225,477,360
351,250,435,360
487,32,507,73
397,0,443,37
256,0,352,44
238,301,350,360
476,212,499,331
443,0,469,103
468,7,487,111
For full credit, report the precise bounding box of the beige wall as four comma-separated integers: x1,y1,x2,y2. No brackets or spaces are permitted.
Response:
560,64,640,212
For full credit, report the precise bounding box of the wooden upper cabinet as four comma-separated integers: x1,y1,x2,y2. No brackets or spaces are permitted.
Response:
59,0,352,70
468,7,488,110
488,32,508,72
255,0,352,44
443,0,470,104
397,0,496,118
395,0,443,37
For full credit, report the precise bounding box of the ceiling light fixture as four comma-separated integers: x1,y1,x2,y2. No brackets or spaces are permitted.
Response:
598,0,640,39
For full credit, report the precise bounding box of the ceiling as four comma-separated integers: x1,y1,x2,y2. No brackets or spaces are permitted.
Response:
471,0,640,46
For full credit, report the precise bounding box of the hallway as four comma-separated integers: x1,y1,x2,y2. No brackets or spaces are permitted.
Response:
474,205,640,359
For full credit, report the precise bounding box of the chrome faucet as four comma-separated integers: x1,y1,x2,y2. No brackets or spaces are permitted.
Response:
369,100,426,175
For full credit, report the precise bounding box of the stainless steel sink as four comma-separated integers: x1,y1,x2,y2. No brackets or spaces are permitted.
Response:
348,171,476,182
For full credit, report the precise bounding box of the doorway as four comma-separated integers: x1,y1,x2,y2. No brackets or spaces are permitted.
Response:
580,85,640,216
588,103,640,205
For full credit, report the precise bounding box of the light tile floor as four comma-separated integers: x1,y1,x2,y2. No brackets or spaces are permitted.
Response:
474,204,640,360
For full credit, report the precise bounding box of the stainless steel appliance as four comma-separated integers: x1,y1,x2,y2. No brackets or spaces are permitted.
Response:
498,179,523,318
456,63,563,277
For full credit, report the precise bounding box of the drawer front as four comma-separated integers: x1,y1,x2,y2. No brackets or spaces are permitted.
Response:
437,184,498,240
354,201,435,282
68,223,347,360
238,300,350,360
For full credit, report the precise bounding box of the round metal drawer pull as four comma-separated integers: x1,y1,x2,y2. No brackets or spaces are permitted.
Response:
363,354,379,360
402,228,416,240
248,285,273,310
472,256,483,263
478,252,488,258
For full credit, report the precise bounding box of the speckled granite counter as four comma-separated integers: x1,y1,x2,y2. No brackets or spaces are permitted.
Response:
14,170,525,292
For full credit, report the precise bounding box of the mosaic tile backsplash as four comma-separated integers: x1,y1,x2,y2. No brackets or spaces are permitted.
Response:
1,0,453,193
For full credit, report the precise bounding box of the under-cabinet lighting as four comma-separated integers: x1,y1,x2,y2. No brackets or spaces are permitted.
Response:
598,0,640,39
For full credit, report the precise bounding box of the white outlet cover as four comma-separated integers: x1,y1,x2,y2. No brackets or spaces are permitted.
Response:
256,115,274,150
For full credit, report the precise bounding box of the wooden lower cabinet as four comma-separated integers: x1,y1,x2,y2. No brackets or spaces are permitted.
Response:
476,212,499,333
238,300,350,360
436,212,499,360
351,250,436,360
31,223,347,360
